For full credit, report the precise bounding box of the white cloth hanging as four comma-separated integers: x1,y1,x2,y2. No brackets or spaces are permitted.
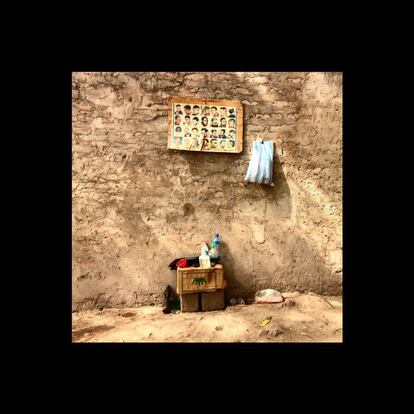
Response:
244,139,274,185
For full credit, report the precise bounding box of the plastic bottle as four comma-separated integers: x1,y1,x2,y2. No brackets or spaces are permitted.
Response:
199,241,211,268
209,233,221,259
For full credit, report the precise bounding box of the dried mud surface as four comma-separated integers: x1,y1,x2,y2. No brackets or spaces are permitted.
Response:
72,293,342,343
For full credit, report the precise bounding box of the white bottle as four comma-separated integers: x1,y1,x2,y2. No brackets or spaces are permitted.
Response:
199,242,211,268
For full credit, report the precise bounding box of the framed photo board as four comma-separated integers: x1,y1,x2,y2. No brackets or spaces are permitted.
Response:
167,97,243,153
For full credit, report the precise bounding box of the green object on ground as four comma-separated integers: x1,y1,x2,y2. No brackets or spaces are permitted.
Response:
260,316,272,327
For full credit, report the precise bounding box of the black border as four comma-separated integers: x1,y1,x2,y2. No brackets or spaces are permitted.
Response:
58,65,357,361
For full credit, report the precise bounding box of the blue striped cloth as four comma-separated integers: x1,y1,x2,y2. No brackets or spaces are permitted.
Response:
244,140,274,185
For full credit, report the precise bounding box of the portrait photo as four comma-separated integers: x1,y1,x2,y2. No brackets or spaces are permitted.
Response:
168,97,243,153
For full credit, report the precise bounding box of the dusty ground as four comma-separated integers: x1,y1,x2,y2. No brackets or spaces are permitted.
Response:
72,293,342,343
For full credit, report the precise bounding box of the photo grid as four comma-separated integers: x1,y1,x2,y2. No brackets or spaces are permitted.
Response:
172,103,237,151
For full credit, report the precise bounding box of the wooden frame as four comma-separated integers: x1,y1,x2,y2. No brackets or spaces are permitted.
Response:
167,97,243,153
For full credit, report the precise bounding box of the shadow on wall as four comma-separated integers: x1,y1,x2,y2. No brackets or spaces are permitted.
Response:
273,229,342,295
177,131,292,217
258,151,291,216
221,231,341,300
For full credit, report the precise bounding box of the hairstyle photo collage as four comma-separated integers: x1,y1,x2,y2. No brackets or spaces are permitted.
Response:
172,103,237,151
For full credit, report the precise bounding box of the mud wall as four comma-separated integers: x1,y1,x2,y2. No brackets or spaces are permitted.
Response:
72,72,342,309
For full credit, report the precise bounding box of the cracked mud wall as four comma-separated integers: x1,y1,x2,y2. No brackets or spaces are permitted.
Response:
72,72,342,309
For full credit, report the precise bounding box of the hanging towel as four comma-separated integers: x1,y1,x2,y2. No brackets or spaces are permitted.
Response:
244,139,274,185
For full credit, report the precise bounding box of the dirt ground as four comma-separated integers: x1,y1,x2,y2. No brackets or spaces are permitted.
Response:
72,293,342,343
